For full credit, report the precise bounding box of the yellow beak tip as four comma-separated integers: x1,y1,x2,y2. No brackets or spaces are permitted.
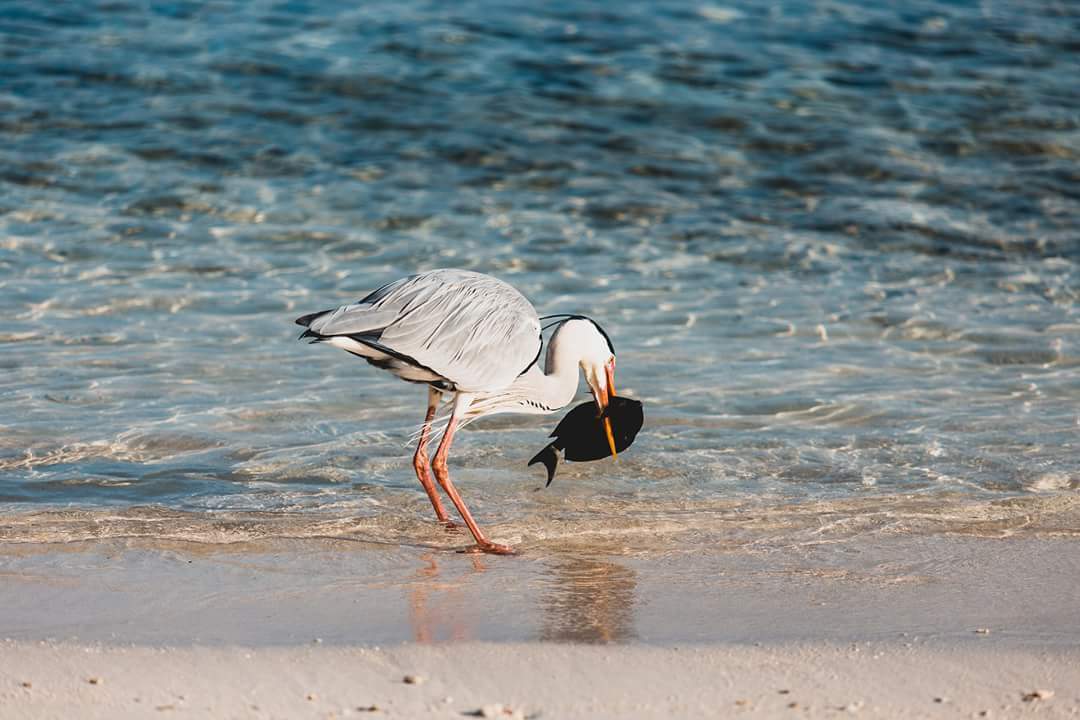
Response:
603,418,618,460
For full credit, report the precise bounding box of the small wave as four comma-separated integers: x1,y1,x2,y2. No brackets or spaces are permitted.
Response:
2,493,1077,552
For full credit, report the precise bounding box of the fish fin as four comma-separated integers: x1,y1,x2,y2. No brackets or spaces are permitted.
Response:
528,445,559,487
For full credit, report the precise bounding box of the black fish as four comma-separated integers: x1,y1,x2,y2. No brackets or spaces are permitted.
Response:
529,396,644,487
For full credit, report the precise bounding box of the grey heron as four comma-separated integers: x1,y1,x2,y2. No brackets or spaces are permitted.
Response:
295,268,618,555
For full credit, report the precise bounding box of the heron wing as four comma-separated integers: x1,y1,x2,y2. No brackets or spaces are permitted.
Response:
305,269,541,391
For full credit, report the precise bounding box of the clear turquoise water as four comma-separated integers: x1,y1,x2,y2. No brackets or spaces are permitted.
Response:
1,0,1078,543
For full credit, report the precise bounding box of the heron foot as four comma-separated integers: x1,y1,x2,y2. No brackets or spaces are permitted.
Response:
460,541,515,556
440,518,463,531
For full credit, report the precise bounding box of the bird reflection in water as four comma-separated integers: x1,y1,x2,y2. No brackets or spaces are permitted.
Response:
406,553,637,643
538,556,637,644
408,552,487,643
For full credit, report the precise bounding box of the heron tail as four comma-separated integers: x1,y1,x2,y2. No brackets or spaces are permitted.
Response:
296,310,333,342
295,309,331,328
528,444,560,487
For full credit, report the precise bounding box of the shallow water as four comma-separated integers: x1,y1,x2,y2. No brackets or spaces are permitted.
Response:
1,0,1079,546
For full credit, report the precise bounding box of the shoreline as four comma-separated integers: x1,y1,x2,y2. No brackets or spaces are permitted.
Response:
2,517,1078,717
1,530,1079,647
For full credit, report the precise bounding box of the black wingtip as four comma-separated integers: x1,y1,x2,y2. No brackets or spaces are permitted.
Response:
528,445,559,487
295,310,330,328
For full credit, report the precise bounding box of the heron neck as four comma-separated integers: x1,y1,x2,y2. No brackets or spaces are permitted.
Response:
463,335,581,418
531,321,592,409
521,355,580,411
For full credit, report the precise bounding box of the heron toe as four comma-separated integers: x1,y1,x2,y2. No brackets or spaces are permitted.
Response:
461,542,515,556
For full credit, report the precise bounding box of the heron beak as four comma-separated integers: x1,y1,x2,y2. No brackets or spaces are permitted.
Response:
602,413,617,459
597,360,618,459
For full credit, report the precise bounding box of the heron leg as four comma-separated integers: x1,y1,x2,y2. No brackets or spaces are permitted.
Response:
414,387,455,526
431,392,514,555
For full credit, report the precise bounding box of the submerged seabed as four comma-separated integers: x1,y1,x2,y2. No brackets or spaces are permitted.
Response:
1,0,1079,539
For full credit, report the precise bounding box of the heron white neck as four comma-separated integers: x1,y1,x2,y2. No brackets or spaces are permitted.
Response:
509,326,584,411
464,321,588,417
531,332,584,408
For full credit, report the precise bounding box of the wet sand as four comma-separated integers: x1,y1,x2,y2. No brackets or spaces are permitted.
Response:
1,510,1079,718
2,524,1080,646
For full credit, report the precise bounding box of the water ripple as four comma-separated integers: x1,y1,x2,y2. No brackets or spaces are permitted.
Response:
0,0,1078,527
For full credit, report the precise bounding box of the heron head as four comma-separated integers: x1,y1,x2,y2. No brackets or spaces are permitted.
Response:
570,319,618,459
542,315,619,456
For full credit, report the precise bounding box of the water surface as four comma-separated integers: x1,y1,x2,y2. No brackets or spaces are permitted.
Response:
1,0,1079,547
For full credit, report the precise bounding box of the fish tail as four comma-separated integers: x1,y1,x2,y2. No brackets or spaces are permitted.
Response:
528,445,559,487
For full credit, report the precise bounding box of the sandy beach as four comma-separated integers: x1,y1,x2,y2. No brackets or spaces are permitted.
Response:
4,0,1079,717
3,639,1078,719
2,502,1078,718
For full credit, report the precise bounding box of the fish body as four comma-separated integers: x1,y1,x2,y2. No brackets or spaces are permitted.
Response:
529,396,644,486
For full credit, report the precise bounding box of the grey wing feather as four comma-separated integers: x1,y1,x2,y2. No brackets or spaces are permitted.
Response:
307,269,541,392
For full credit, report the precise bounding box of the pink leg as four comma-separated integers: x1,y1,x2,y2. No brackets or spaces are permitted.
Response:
414,387,455,526
431,393,514,555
